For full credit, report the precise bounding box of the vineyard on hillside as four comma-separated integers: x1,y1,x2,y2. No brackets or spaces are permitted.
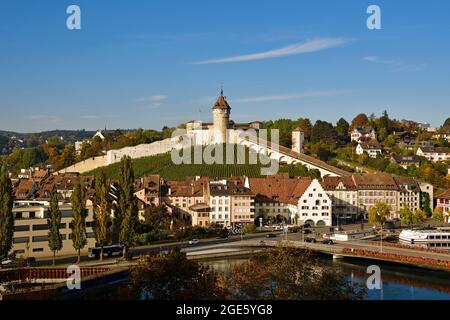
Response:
84,144,321,180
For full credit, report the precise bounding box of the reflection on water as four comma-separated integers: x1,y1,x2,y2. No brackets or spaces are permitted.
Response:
201,256,450,300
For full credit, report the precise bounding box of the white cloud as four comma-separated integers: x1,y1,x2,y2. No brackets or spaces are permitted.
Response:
27,115,61,123
193,37,353,64
79,115,99,120
135,95,168,103
363,56,427,72
363,56,378,62
232,90,349,104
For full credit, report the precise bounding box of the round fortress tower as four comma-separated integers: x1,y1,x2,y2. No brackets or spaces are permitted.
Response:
212,89,231,144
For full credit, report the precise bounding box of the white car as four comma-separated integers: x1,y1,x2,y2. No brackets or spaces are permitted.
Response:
1,259,15,268
189,239,200,245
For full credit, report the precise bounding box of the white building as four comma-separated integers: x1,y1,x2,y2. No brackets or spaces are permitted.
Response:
416,147,450,162
350,127,377,142
355,143,382,158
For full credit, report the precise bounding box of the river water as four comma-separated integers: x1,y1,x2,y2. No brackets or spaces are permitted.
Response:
202,256,450,300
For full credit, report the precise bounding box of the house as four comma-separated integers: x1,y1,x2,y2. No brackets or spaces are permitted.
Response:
416,147,450,162
14,179,39,200
163,176,209,222
321,176,359,224
432,131,450,142
389,155,420,169
398,140,434,151
249,175,332,226
355,143,382,158
350,127,377,142
134,174,162,207
435,190,450,223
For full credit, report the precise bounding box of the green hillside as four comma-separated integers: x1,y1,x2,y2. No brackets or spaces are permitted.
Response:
84,144,321,180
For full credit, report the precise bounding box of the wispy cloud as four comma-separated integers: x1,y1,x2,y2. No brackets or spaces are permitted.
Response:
27,115,61,123
363,56,427,72
193,37,353,64
231,90,349,104
80,115,99,120
135,95,168,103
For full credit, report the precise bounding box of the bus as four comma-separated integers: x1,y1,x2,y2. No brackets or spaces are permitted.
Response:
88,244,124,259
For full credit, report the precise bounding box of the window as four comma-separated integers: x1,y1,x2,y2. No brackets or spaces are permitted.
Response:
13,237,29,244
14,225,30,232
33,224,48,231
32,248,44,252
32,235,49,243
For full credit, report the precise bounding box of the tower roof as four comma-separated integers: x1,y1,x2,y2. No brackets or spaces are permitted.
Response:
212,89,231,111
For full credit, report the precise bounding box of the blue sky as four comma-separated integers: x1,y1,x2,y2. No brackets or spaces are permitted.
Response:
0,0,449,132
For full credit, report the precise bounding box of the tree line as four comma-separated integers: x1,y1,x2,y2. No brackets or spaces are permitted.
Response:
0,156,139,265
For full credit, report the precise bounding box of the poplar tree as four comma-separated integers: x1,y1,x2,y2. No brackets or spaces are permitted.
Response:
70,180,87,263
93,170,111,261
118,156,138,259
0,164,14,259
47,193,63,265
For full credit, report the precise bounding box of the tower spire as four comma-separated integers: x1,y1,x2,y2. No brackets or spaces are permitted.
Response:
220,84,224,97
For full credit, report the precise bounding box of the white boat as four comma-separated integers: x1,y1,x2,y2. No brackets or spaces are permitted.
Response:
399,228,450,249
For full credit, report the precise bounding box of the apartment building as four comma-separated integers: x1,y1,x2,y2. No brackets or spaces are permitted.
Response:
394,176,421,212
209,180,232,227
352,173,399,219
11,201,96,259
321,176,360,224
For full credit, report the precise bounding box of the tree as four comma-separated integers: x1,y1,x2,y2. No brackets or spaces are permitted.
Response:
350,113,369,130
311,120,337,144
70,180,87,263
413,209,427,226
93,170,112,261
421,193,432,217
122,249,226,299
335,118,350,141
0,164,14,259
47,193,63,265
117,156,138,259
432,207,445,223
398,204,414,227
443,118,450,130
143,205,170,231
296,118,313,140
221,247,366,300
368,202,390,227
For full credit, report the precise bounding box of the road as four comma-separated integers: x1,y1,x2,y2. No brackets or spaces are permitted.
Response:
29,232,271,268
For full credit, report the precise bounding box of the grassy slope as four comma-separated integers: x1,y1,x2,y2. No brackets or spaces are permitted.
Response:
84,144,317,180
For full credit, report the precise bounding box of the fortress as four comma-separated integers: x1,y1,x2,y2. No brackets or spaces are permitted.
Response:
59,91,348,177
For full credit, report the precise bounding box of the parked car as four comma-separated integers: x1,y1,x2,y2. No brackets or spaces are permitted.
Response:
303,223,311,228
189,239,200,245
303,229,312,234
266,233,277,238
322,239,334,245
1,258,16,269
304,237,316,243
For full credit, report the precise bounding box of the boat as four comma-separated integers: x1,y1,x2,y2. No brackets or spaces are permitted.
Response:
399,228,450,249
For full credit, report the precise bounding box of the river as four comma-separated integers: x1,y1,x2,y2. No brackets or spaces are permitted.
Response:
202,255,450,300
